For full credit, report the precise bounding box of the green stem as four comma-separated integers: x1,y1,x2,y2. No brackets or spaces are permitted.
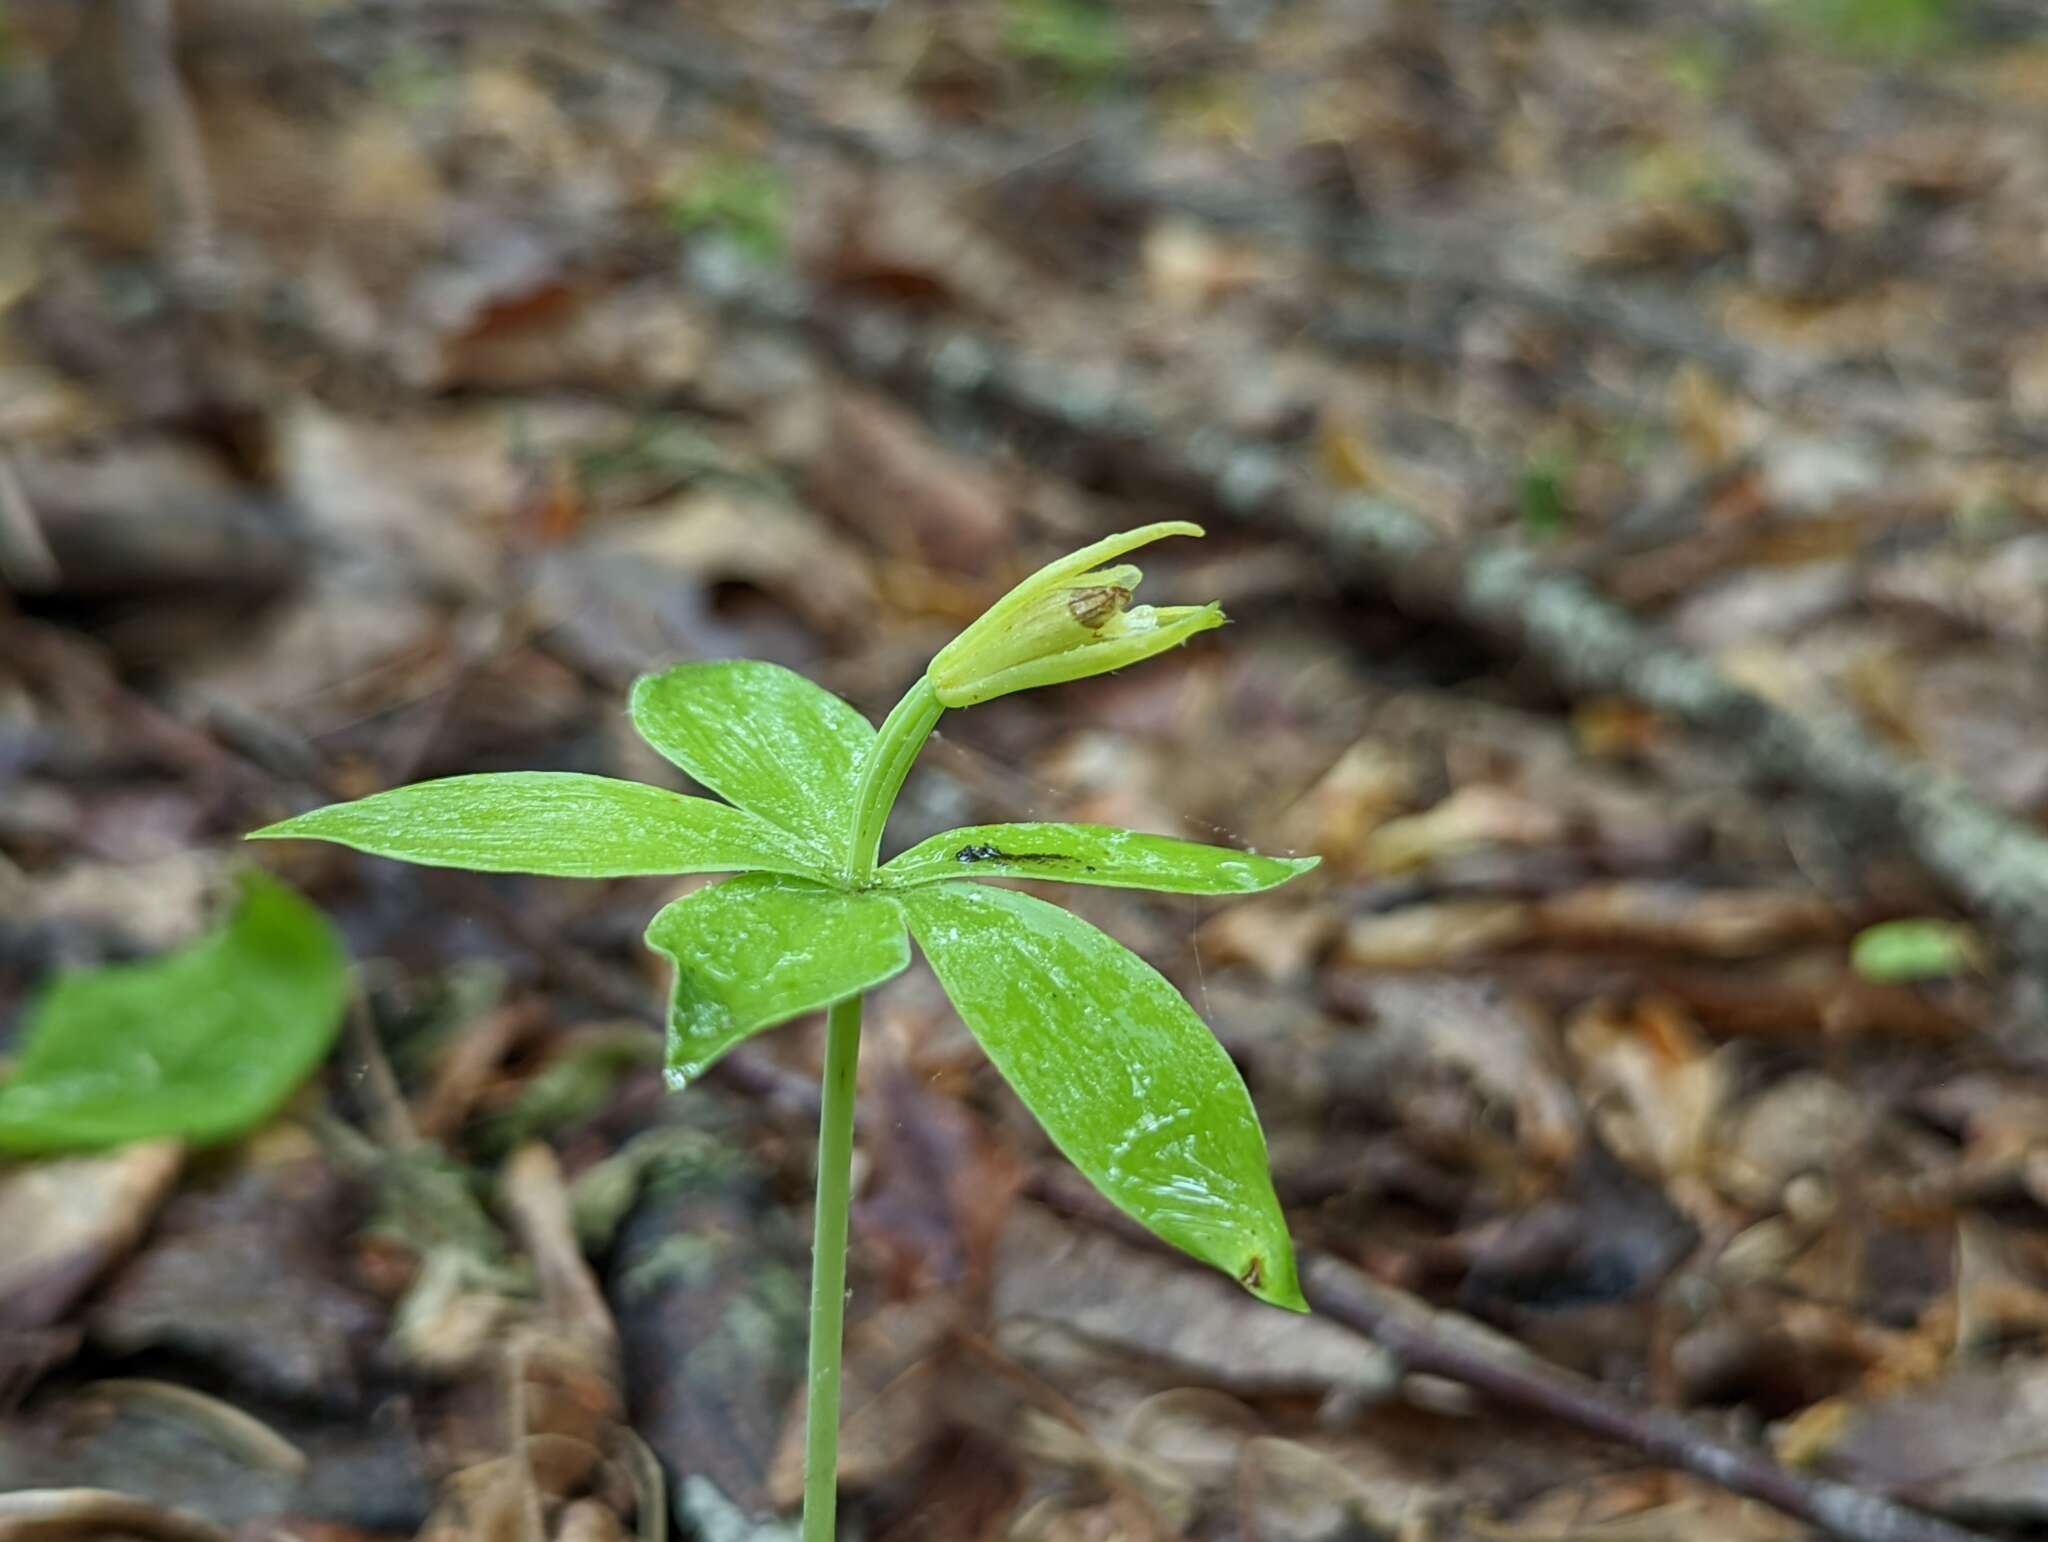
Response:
803,675,947,1540
801,992,863,1542
845,675,944,883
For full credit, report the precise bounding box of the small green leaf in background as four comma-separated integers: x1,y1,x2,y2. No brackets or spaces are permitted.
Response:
251,771,824,880
669,157,789,264
1782,0,1950,58
1852,917,1983,984
1003,0,1128,91
1517,452,1574,541
632,662,877,870
881,822,1318,896
902,881,1303,1311
647,876,911,1089
0,871,351,1152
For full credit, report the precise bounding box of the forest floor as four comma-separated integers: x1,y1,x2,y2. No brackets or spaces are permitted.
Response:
8,2,2048,1539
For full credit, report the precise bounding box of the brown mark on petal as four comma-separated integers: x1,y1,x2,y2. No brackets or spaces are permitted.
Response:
1067,585,1131,630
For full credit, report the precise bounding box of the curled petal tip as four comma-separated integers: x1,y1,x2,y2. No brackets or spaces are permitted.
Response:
930,538,1225,708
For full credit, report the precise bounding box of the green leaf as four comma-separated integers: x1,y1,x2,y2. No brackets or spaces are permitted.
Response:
901,882,1303,1311
880,822,1318,895
648,875,910,1087
631,662,875,867
0,871,351,1152
1852,918,1983,984
250,772,822,879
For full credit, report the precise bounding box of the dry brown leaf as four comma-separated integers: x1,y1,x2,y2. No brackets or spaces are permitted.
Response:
0,1142,183,1334
1718,1073,1863,1205
421,281,708,396
0,1488,231,1542
1955,1218,2048,1356
89,1131,385,1411
1476,1474,1806,1541
1237,1434,1422,1542
993,1205,1397,1399
1140,221,1266,309
577,491,878,639
417,1144,640,1542
1338,901,1533,970
1564,998,1726,1199
1825,1359,2048,1523
1194,901,1338,986
1365,785,1567,877
1331,976,1584,1174
768,1299,959,1507
1278,739,1417,872
1534,883,1841,958
812,392,1013,573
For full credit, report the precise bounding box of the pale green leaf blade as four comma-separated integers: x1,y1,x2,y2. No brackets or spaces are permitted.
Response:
250,772,823,879
649,875,910,1086
0,871,351,1152
902,882,1303,1310
1852,918,1983,983
880,822,1318,895
630,662,875,860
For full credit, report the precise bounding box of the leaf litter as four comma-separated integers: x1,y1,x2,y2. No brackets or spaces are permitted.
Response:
8,0,2048,1537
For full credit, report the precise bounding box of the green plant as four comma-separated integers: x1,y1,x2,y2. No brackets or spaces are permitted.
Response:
0,872,349,1152
1852,917,1982,982
252,522,1315,1539
1003,0,1128,92
1761,0,1951,58
1517,449,1575,540
670,156,790,265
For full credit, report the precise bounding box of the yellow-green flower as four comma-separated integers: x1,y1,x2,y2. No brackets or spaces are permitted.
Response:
928,522,1224,708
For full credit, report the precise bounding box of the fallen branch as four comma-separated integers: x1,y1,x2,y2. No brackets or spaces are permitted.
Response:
1300,1253,1989,1542
695,259,2048,977
1026,1169,1988,1542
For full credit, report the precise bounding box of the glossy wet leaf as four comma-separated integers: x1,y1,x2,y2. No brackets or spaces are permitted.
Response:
631,662,875,866
881,822,1318,895
252,772,823,878
901,882,1303,1310
0,872,350,1152
647,875,911,1087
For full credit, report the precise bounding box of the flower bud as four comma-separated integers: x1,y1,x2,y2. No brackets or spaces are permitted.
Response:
928,522,1225,708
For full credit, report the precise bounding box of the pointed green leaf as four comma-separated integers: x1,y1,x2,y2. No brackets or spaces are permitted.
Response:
1852,918,1983,983
0,871,351,1152
250,772,823,879
880,822,1318,895
901,882,1303,1311
648,875,910,1086
630,662,874,864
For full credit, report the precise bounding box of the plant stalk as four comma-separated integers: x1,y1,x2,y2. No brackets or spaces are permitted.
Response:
801,991,863,1542
804,674,946,1539
845,675,944,883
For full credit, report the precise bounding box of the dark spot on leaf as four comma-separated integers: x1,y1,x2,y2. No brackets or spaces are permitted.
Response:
954,845,1079,866
1240,1256,1266,1291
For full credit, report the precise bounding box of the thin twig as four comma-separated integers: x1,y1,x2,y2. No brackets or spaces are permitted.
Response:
342,986,420,1151
1028,1170,1987,1542
0,445,59,589
117,0,222,299
1301,1256,1987,1542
